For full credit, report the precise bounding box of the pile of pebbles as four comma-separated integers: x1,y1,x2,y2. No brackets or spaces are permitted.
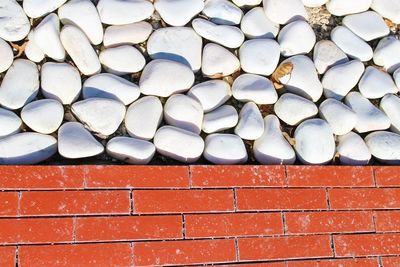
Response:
0,0,400,165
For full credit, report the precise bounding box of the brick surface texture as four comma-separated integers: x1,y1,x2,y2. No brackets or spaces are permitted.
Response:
0,165,399,266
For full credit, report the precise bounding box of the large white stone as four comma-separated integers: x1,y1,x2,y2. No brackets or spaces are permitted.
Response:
239,39,280,75
202,43,240,78
202,105,238,133
326,0,372,16
204,134,248,164
278,20,316,57
234,102,264,140
262,0,308,25
371,0,400,24
342,11,389,42
380,94,400,134
322,60,365,100
0,59,39,110
192,18,245,49
21,99,64,134
0,133,57,164
154,0,204,26
0,38,13,73
232,74,278,105
254,115,296,165
301,0,328,7
203,0,243,25
240,7,279,39
331,26,373,62
99,45,146,75
97,0,154,25
83,73,140,105
0,0,30,41
140,59,195,97
41,62,82,105
72,98,126,137
337,132,371,165
294,119,336,165
365,131,400,164
395,68,400,91
60,25,101,76
345,92,391,133
359,66,398,99
274,93,318,126
106,136,155,164
147,27,202,72
232,0,262,7
319,98,358,135
125,96,163,140
313,40,349,75
164,94,203,134
0,108,21,138
154,126,204,163
23,0,67,18
103,22,153,48
187,80,231,112
58,122,104,159
25,31,45,63
373,36,400,74
58,0,104,45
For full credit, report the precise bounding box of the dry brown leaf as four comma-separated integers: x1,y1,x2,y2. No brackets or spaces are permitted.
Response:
271,62,294,89
385,18,395,28
282,132,296,146
10,41,28,58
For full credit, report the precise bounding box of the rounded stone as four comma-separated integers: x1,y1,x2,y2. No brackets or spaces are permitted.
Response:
99,45,146,75
24,31,45,63
202,105,238,134
359,66,399,99
202,0,243,25
23,0,67,18
240,7,279,39
262,0,308,25
319,98,358,135
371,0,400,24
106,136,155,164
234,102,264,140
187,80,232,112
373,36,400,73
274,93,318,126
204,134,248,164
0,108,21,139
313,40,349,74
97,0,154,25
202,43,240,78
278,20,316,57
154,0,204,26
337,132,371,165
380,94,400,134
326,0,372,16
301,0,328,7
365,131,400,164
0,0,30,41
0,38,13,73
103,21,153,48
232,74,278,105
342,11,389,42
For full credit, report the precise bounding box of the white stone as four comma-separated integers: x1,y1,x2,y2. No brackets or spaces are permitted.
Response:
0,133,57,164
322,60,365,100
319,98,358,135
203,0,243,25
239,39,280,75
254,115,296,165
0,108,21,138
232,0,262,7
58,122,104,159
326,0,372,16
104,22,153,48
25,31,45,63
204,134,248,164
125,96,163,140
294,119,335,165
262,0,308,25
371,0,400,24
365,131,400,164
274,93,318,126
154,0,204,26
344,92,391,133
154,126,204,163
0,38,13,73
301,0,328,7
240,7,279,39
234,102,264,140
60,25,101,76
395,68,400,89
23,0,67,18
147,27,202,72
331,26,373,62
202,105,238,133
278,55,323,102
192,18,245,49
278,20,316,57
380,94,400,134
97,0,154,25
202,43,240,78
342,11,389,42
359,66,398,99
373,36,400,73
72,98,126,137
187,80,231,112
99,45,146,75
232,74,278,105
33,13,65,62
337,132,371,165
0,59,39,110
313,40,349,74
164,94,203,134
140,59,195,97
0,0,30,41
106,136,155,164
83,73,140,105
41,62,82,105
58,0,104,45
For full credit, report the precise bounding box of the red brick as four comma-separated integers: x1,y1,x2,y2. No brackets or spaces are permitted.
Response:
76,215,182,241
334,233,400,257
0,192,18,217
375,211,400,232
185,213,283,238
133,189,234,214
0,247,16,267
287,258,379,267
133,239,236,266
285,211,374,234
287,166,374,187
328,189,400,210
85,166,189,188
20,190,130,216
236,189,328,211
18,243,132,267
238,235,332,261
222,264,285,267
0,218,73,244
382,257,400,267
191,165,285,188
375,167,400,187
